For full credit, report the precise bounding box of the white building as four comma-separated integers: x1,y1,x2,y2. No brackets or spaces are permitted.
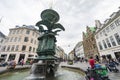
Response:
0,25,40,64
95,9,120,59
0,31,6,51
0,31,6,61
55,46,66,60
74,41,85,58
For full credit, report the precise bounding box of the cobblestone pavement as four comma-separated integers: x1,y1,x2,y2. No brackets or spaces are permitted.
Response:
60,62,120,80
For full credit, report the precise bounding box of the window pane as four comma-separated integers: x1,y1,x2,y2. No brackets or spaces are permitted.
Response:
18,37,21,42
7,45,10,51
33,48,35,52
106,38,111,47
2,46,6,51
98,42,103,50
114,33,120,45
15,45,19,51
24,37,29,42
11,45,15,51
110,36,116,46
115,18,120,26
29,46,32,51
22,45,26,51
110,23,115,30
31,38,33,43
102,40,107,48
14,37,17,42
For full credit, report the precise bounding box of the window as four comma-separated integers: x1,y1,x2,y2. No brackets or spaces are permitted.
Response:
10,37,13,42
22,45,26,51
7,45,10,51
6,37,9,42
14,37,17,42
102,40,107,48
115,18,120,26
98,42,103,50
106,38,111,47
29,46,32,51
26,30,30,34
102,30,107,36
33,48,35,52
28,55,34,57
2,46,6,51
18,37,21,42
15,45,19,51
106,27,110,33
0,39,3,43
24,37,29,42
110,36,116,46
31,38,33,43
114,33,120,45
110,23,115,30
11,45,15,51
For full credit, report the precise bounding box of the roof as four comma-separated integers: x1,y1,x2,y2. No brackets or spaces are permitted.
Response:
0,31,6,38
89,27,96,32
10,25,37,30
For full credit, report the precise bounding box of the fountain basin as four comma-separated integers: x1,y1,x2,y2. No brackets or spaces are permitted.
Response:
25,74,45,80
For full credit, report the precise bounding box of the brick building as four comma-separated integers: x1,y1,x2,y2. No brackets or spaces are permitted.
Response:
83,26,99,58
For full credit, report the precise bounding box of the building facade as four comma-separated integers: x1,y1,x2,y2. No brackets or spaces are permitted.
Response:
55,46,66,61
0,31,6,51
0,25,40,64
0,31,6,61
95,9,120,59
83,26,99,58
68,50,75,60
74,41,85,58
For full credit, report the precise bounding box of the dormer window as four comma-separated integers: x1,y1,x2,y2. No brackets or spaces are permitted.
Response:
110,12,116,19
115,18,120,26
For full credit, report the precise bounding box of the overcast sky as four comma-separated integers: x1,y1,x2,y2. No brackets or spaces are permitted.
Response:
0,0,120,54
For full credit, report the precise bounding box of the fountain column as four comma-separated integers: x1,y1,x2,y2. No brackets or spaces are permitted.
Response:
28,8,65,79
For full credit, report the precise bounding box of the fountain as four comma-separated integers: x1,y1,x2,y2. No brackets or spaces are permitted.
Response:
25,9,65,80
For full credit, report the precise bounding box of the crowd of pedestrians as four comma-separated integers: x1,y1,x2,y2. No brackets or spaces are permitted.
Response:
0,58,34,69
72,55,120,73
87,55,120,73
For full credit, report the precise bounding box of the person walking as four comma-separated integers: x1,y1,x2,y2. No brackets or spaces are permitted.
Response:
20,59,24,66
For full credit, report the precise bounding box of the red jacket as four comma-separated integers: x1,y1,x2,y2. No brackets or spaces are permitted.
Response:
89,59,95,68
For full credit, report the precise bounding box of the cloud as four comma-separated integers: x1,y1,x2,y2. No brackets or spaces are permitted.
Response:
0,0,120,54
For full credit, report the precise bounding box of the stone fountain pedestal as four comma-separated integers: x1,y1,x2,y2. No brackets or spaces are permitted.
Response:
25,60,59,80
